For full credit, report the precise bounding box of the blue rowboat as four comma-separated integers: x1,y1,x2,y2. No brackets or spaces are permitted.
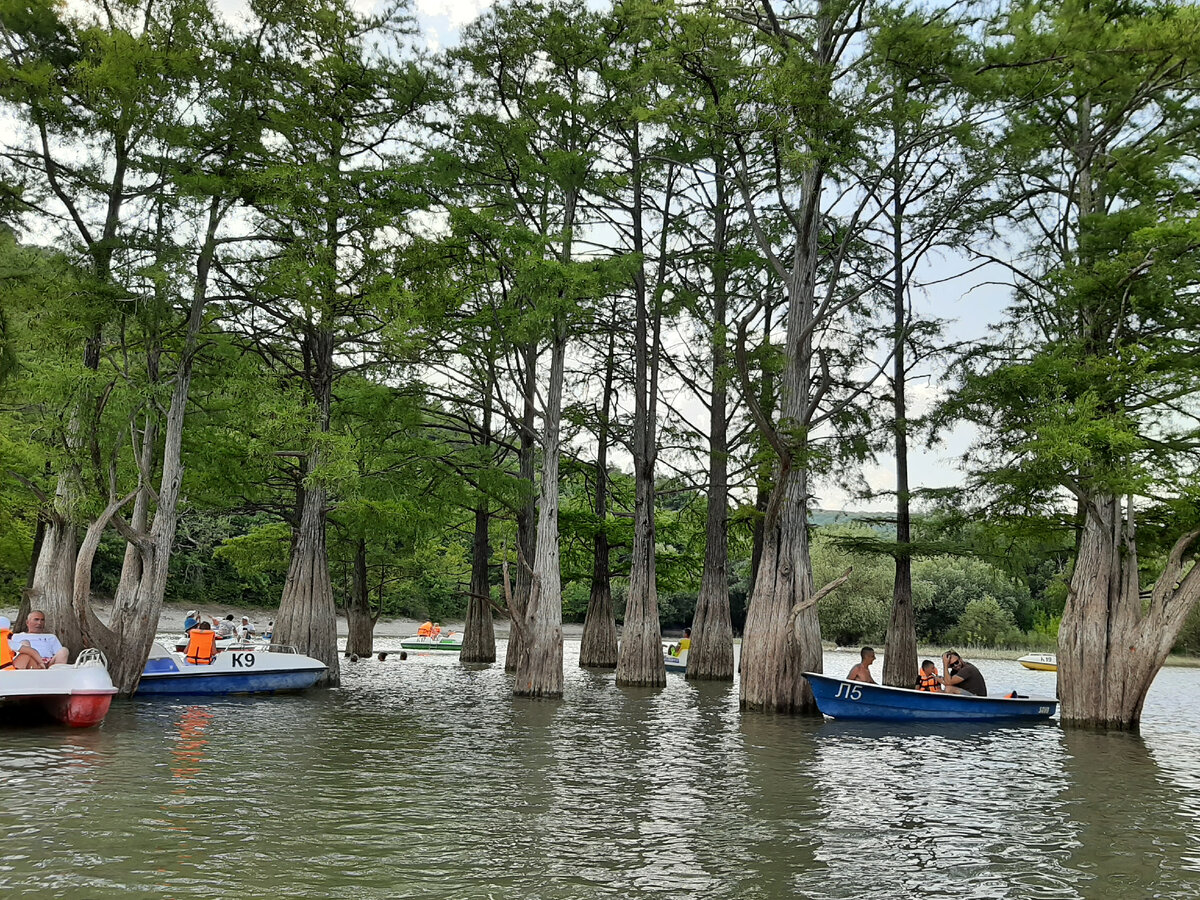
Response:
802,672,1057,722
138,643,326,695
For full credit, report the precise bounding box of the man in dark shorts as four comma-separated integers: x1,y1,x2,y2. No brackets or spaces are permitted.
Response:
942,650,987,696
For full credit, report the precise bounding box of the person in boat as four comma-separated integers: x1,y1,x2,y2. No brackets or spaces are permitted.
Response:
183,610,200,632
915,659,942,692
417,620,433,638
942,650,987,696
185,621,218,665
431,622,442,640
215,614,237,639
237,616,256,640
669,627,692,657
6,609,70,669
0,616,20,670
847,646,876,683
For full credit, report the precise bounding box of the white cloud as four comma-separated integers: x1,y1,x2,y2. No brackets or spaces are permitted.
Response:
414,0,494,30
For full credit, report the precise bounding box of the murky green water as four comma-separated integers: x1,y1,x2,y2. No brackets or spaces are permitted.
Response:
4,644,1200,899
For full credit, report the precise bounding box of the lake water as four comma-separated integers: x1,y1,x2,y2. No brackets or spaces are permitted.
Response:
4,643,1200,899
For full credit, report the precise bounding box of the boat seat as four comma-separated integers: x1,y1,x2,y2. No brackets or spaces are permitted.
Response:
144,657,180,674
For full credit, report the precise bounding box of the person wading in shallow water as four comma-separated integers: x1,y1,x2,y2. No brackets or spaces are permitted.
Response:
847,647,876,683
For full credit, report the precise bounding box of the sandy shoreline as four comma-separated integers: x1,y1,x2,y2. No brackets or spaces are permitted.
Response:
1,600,593,640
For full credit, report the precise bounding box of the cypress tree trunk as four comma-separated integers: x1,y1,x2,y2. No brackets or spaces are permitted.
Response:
689,153,734,682
739,158,824,714
616,130,664,688
29,516,80,650
462,497,497,663
103,199,225,692
17,513,46,632
346,538,374,657
506,342,537,673
514,330,566,698
882,169,916,689
463,383,496,663
580,324,617,669
1059,495,1200,728
740,466,821,712
275,325,339,685
276,475,339,684
748,302,774,598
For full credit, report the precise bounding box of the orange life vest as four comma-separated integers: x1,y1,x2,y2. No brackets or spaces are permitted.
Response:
417,621,433,637
916,669,941,692
185,630,217,665
1,628,13,669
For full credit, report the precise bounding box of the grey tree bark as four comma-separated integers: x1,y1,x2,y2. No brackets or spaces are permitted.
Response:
689,155,734,683
514,328,566,698
881,167,916,690
616,131,665,688
1059,496,1200,728
345,538,375,657
579,323,617,669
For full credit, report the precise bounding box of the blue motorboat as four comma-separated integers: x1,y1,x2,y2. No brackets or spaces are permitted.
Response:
802,672,1057,722
138,642,326,695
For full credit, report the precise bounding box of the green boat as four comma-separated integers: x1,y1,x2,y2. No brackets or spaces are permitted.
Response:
399,633,463,651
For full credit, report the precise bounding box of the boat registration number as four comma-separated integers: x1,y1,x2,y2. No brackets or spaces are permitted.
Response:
834,682,862,701
230,652,257,668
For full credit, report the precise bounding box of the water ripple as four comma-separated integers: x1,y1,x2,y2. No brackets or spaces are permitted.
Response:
3,646,1200,898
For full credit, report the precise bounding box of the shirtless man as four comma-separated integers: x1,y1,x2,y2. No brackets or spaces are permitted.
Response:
847,646,876,683
7,610,69,668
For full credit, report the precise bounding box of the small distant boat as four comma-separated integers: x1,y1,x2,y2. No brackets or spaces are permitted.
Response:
0,649,117,727
399,632,463,652
138,642,326,695
803,672,1057,723
1018,653,1058,672
663,645,687,674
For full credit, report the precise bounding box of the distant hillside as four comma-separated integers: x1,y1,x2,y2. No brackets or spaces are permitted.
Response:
810,509,896,536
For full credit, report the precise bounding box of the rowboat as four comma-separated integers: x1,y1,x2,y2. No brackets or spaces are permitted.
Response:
138,642,326,695
1018,653,1058,672
0,649,117,727
399,632,463,651
802,672,1057,723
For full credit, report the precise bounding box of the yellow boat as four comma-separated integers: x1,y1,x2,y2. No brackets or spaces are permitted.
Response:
1018,653,1058,672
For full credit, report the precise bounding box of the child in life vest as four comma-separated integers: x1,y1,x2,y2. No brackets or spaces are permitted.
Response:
915,659,943,692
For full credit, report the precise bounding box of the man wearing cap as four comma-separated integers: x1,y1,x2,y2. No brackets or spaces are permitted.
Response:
7,609,69,668
183,610,201,632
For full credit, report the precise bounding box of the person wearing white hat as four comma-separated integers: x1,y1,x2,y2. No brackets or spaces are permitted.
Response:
183,610,200,632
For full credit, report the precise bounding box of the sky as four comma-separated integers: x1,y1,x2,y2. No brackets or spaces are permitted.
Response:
71,0,1012,515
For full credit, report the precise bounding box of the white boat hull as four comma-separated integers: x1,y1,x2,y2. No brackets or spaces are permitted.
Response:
139,643,326,695
0,653,117,727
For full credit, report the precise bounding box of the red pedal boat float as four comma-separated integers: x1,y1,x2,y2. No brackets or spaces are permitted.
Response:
1,648,118,728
